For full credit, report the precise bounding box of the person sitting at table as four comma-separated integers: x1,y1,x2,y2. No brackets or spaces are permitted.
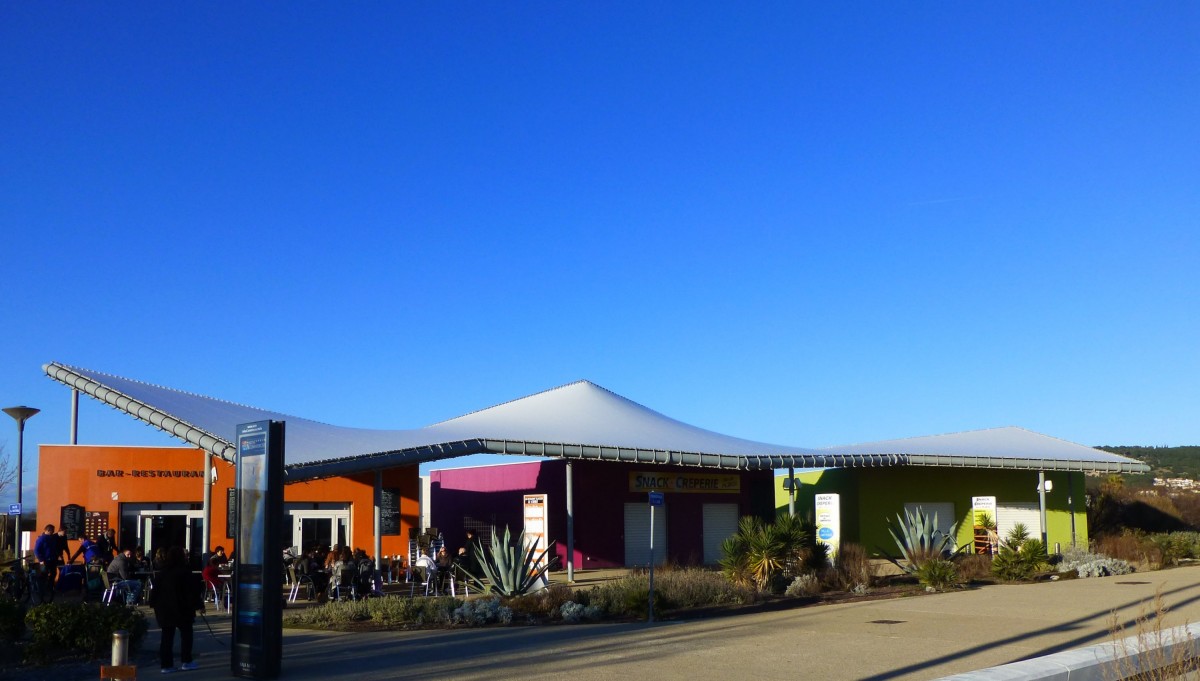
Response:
413,551,436,588
329,547,355,598
107,547,144,605
210,546,229,568
133,546,151,572
200,555,223,602
434,547,453,592
299,548,329,598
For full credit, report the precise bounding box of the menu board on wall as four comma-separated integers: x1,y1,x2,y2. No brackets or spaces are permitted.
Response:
83,511,109,540
380,487,401,536
60,504,85,540
227,487,237,539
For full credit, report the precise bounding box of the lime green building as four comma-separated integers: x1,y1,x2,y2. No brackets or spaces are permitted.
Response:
771,427,1145,557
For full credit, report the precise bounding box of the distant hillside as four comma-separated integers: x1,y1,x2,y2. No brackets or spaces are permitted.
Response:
1098,445,1200,481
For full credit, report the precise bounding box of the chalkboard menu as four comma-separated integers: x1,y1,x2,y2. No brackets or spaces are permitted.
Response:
60,504,85,540
380,487,401,536
227,487,237,539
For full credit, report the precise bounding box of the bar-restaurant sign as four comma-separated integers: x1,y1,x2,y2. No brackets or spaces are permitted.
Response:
629,472,740,494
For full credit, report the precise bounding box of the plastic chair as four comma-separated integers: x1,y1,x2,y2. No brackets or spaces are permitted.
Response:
100,570,118,605
331,567,357,601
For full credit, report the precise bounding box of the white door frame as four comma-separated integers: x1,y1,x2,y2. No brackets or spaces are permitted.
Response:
138,509,204,556
291,509,350,552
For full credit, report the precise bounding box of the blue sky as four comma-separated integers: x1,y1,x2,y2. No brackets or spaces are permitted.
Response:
1,3,1197,511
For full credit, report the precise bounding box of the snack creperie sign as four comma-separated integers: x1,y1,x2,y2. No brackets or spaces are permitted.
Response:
96,469,205,479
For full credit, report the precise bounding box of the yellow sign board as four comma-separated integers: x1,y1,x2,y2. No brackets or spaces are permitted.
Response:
629,472,740,494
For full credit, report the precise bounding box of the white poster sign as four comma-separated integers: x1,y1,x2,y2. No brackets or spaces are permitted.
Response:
815,493,841,562
972,495,998,554
523,494,550,587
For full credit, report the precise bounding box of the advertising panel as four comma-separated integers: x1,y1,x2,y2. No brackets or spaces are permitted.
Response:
815,493,841,562
232,420,283,679
523,494,549,577
972,496,998,555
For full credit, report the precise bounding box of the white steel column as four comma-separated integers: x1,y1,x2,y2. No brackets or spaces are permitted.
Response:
374,470,383,571
1038,471,1049,549
70,389,79,444
201,452,212,558
566,461,575,583
787,466,796,517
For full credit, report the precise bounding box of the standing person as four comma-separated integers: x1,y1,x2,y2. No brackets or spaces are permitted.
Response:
33,524,67,597
96,528,117,565
148,546,203,673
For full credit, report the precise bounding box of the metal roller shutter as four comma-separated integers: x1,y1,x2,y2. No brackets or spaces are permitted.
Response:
624,502,668,566
702,503,739,565
997,502,1042,542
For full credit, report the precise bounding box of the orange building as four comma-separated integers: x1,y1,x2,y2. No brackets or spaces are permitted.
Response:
36,444,420,561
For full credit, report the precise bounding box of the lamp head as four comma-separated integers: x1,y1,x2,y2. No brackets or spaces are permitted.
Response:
3,406,39,426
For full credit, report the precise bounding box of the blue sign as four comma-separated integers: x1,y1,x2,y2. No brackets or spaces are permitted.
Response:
648,491,665,507
8,503,20,515
818,527,834,541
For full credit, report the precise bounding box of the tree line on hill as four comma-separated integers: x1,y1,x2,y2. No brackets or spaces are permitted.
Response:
1097,445,1200,482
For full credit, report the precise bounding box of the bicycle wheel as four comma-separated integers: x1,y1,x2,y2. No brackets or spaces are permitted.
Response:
2,572,28,603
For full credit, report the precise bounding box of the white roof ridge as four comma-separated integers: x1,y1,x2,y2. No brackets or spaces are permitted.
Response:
428,379,608,426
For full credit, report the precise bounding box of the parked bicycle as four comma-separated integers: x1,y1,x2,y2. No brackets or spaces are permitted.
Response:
1,556,56,605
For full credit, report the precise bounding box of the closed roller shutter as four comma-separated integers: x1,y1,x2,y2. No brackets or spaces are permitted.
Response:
903,502,957,539
624,502,668,566
997,502,1042,541
702,503,739,565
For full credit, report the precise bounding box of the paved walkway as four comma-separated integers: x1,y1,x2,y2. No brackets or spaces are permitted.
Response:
91,565,1200,680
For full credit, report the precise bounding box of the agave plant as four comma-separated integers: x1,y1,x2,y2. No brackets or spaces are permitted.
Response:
458,525,559,597
884,508,963,574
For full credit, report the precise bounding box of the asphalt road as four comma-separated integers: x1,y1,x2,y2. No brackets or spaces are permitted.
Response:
17,565,1200,681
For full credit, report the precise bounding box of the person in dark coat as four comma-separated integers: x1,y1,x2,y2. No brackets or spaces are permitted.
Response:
148,545,203,672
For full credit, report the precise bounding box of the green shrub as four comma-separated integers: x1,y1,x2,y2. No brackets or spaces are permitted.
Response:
284,596,461,629
586,568,752,618
915,558,959,590
991,524,1048,582
24,602,146,664
0,597,24,642
1147,531,1200,566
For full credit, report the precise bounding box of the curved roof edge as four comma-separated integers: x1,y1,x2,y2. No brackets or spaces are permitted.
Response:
43,361,1149,479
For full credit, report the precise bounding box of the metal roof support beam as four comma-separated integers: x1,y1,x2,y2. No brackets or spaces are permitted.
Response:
44,362,236,462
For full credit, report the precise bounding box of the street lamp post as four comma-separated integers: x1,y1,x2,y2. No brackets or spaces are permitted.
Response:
4,406,39,558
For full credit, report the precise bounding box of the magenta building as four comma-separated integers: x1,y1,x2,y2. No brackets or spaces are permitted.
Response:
430,459,775,569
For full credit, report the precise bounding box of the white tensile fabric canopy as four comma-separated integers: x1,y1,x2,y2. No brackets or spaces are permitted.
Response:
42,362,1147,480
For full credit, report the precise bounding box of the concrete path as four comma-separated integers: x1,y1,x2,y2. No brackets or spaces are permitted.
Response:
102,565,1200,680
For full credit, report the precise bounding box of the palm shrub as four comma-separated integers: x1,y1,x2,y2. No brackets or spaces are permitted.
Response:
991,523,1048,581
459,525,559,597
884,508,963,575
720,515,811,592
